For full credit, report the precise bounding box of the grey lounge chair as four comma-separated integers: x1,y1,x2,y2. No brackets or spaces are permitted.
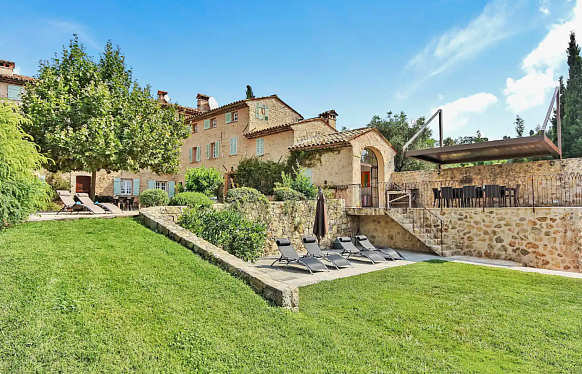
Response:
75,193,107,214
94,199,123,214
272,239,329,274
302,236,352,269
333,236,386,264
56,190,85,214
355,235,405,260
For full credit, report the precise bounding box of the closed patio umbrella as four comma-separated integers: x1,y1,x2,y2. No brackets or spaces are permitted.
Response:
313,188,328,244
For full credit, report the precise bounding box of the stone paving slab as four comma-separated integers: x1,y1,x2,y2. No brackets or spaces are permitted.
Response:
255,250,582,288
28,211,139,222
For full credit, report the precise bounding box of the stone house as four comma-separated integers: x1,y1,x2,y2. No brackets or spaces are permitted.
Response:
0,60,34,102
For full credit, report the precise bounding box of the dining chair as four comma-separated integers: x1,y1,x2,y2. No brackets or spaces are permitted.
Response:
441,187,454,208
484,185,501,207
432,188,441,208
462,186,477,207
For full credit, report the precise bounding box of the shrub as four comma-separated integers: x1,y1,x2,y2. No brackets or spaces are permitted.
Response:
276,165,318,199
226,187,270,223
169,192,212,208
273,187,306,201
233,157,286,195
0,101,50,229
140,189,169,207
178,207,266,262
184,166,223,197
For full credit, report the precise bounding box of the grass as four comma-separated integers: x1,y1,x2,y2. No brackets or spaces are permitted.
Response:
1,218,582,373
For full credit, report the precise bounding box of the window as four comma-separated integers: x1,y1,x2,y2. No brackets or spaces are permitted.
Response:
213,141,220,158
204,119,210,130
120,179,132,195
230,137,238,155
193,124,198,133
189,147,199,163
225,112,232,123
7,85,22,100
256,138,264,156
233,112,238,122
212,118,217,128
155,181,167,192
255,104,269,120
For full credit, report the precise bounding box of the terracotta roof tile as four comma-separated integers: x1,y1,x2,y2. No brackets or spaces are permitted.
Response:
0,73,35,84
289,128,372,150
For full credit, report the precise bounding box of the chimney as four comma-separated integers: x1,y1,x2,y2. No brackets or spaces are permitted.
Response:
197,93,210,111
0,60,15,76
319,110,338,129
157,90,168,103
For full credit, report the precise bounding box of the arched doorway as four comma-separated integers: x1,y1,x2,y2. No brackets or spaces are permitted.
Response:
360,148,379,207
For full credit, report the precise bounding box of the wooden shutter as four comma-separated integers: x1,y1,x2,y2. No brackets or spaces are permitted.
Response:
113,177,121,195
189,147,193,162
133,179,140,196
148,180,155,190
196,146,201,162
204,119,210,129
264,106,269,120
214,141,220,158
225,112,232,123
168,181,175,198
7,85,21,100
206,143,210,159
256,138,264,155
255,103,260,118
230,137,238,155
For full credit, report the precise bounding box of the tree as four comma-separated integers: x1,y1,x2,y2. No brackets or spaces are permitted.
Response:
22,36,189,199
184,165,223,197
0,101,50,229
563,32,582,158
515,115,525,137
246,85,255,99
367,111,435,172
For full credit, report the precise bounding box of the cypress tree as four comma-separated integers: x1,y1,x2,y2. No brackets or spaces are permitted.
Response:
563,32,582,157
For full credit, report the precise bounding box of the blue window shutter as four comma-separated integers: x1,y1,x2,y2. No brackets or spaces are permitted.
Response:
133,179,140,196
196,146,201,162
225,112,232,123
256,138,264,155
255,103,260,118
206,143,210,159
113,177,121,195
264,106,269,120
189,147,193,162
148,180,155,190
214,140,220,158
168,181,175,198
204,119,210,129
7,85,21,100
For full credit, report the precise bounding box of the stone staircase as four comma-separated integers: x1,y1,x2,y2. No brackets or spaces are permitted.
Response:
385,209,461,257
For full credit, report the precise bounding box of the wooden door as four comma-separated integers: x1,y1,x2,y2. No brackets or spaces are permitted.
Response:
76,176,91,194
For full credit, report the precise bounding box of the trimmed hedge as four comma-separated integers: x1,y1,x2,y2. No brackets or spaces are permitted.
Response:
140,189,169,207
273,187,306,201
178,207,266,262
169,192,212,208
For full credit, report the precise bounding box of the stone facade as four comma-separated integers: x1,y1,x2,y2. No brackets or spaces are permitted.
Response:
355,214,433,252
391,157,582,208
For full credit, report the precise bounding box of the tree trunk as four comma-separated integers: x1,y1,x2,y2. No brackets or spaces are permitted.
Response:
90,170,97,201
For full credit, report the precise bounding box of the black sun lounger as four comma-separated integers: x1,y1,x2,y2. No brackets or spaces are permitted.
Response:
355,235,405,260
302,236,352,270
333,236,386,264
272,239,329,274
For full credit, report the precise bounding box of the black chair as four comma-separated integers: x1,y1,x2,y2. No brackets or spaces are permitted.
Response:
484,185,501,207
476,187,484,207
462,186,477,207
441,187,454,208
453,188,463,207
432,188,441,207
272,239,329,274
500,186,507,207
302,237,352,269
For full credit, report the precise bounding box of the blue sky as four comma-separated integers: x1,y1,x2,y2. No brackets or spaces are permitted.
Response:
2,0,581,140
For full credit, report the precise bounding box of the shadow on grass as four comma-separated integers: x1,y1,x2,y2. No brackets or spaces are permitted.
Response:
423,259,448,264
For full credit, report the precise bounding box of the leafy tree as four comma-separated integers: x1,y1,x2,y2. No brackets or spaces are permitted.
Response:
367,111,435,172
0,101,50,229
515,116,525,137
563,32,582,157
232,157,286,195
22,36,189,199
184,165,223,197
246,85,255,99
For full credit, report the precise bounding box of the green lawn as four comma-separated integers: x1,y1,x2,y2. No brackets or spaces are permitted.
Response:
1,218,582,373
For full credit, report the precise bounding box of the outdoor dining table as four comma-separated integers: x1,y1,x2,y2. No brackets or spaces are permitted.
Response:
433,184,518,208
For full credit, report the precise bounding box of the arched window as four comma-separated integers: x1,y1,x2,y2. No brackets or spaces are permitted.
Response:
361,148,378,167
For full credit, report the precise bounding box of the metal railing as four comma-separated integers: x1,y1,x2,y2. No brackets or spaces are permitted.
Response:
397,207,445,248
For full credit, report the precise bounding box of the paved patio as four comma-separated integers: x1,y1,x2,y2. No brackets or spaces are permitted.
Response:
28,211,139,222
255,249,582,287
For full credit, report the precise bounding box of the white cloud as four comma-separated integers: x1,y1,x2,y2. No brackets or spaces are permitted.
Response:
431,93,498,131
13,66,22,75
409,0,517,79
46,20,100,50
504,0,582,112
540,7,550,15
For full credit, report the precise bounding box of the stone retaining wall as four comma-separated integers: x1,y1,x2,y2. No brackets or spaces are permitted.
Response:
139,206,299,309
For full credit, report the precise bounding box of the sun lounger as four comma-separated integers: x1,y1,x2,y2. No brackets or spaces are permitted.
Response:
56,190,85,214
355,235,405,260
272,239,329,274
96,201,123,214
302,236,352,269
333,236,386,264
75,193,107,214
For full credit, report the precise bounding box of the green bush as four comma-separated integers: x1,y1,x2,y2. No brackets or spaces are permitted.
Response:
273,187,306,201
140,189,169,207
226,187,269,206
0,101,50,229
169,192,212,208
178,207,266,262
184,166,223,197
233,157,286,195
276,165,318,199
